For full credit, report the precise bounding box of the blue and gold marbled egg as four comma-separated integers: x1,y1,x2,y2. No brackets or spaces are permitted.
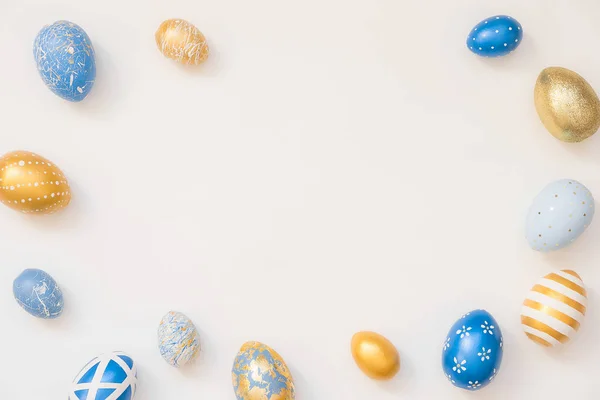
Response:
442,310,503,391
232,341,295,400
13,268,63,319
34,21,96,102
157,311,200,367
526,179,595,252
467,15,523,57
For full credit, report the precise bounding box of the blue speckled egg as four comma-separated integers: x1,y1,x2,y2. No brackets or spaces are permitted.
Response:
34,21,96,102
526,179,595,252
442,310,503,391
70,351,137,400
467,15,523,57
157,311,200,367
232,341,295,400
13,268,63,319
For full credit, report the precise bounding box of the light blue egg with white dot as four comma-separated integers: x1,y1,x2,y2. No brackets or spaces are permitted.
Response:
526,179,595,252
34,21,96,102
467,15,523,57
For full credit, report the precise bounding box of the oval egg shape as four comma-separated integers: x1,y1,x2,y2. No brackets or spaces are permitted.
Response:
467,15,522,57
522,270,587,347
526,179,594,252
34,21,96,102
70,351,137,400
155,19,209,65
232,341,295,400
351,331,400,380
157,311,200,367
13,268,63,319
534,67,600,142
442,309,503,391
0,151,71,214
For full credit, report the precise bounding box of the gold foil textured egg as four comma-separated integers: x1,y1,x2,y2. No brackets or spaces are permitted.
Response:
351,331,400,380
155,19,209,65
0,151,71,214
534,67,600,142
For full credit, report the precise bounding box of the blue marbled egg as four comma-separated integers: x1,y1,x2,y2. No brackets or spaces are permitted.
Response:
442,310,503,391
232,341,295,400
467,15,523,57
70,351,137,400
157,311,200,367
526,179,595,252
13,268,63,319
34,21,96,102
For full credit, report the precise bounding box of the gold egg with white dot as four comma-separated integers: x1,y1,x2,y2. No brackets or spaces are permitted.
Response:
0,151,71,214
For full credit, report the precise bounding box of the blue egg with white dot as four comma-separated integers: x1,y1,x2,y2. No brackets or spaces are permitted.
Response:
13,268,63,319
442,310,503,391
34,21,96,102
467,15,523,57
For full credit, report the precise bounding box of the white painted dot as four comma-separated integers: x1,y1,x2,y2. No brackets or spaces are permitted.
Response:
68,46,75,54
491,46,495,49
20,199,25,203
34,182,38,187
485,21,488,24
47,163,51,167
28,183,31,186
496,16,500,19
518,26,521,30
35,161,39,164
504,43,507,46
509,27,512,30
479,47,482,50
470,46,473,49
51,193,55,198
9,186,14,190
37,197,40,200
43,171,47,174
495,30,499,33
28,198,32,202
44,195,47,199
52,172,56,175
473,37,476,40
18,160,24,166
515,39,519,42
16,184,20,188
28,161,31,164
55,181,59,185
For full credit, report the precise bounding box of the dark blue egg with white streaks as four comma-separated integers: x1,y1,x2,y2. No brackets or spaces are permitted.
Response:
13,268,63,319
466,15,523,57
34,21,96,102
442,310,503,391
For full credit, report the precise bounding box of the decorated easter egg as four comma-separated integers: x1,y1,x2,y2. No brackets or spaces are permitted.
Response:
232,341,295,400
534,67,600,142
157,311,200,367
13,268,63,319
155,19,209,65
351,331,400,380
0,151,71,214
442,310,503,391
521,269,587,347
69,351,137,400
34,21,96,102
466,15,522,57
525,179,594,252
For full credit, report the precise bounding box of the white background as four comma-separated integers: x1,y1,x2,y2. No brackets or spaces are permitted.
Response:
0,0,599,398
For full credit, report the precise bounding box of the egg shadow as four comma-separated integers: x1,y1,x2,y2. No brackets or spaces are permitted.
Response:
475,32,536,70
286,362,316,399
22,178,89,233
173,38,223,78
376,349,412,394
178,325,213,378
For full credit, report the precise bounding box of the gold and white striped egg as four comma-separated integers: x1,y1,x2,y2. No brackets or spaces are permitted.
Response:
155,19,209,65
521,269,587,347
0,151,71,214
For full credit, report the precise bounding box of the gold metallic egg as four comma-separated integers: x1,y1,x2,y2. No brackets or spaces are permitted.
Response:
534,67,600,142
0,151,71,214
351,331,400,380
155,19,209,65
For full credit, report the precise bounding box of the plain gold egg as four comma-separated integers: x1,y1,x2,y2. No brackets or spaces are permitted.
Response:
0,151,71,214
534,67,600,142
155,19,209,65
351,331,400,380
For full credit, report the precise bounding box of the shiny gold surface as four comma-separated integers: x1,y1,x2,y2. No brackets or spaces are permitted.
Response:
0,151,70,214
534,67,600,142
351,331,400,380
155,19,209,65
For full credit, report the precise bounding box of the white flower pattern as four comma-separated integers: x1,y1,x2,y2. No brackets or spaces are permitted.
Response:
443,337,450,351
446,373,455,384
456,325,472,338
477,347,492,361
468,380,482,389
489,368,497,381
452,357,467,374
481,320,495,335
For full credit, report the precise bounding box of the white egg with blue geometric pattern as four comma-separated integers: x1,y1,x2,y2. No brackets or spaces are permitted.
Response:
526,179,595,252
69,351,137,400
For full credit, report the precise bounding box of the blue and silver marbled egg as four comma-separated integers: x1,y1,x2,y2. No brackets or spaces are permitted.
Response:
70,351,137,400
157,311,200,367
13,268,63,319
442,310,503,391
232,341,295,400
526,179,595,252
466,15,523,57
34,21,96,102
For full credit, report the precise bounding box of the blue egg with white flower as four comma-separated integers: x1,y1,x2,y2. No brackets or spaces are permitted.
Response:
442,309,503,391
467,15,523,57
34,21,96,102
